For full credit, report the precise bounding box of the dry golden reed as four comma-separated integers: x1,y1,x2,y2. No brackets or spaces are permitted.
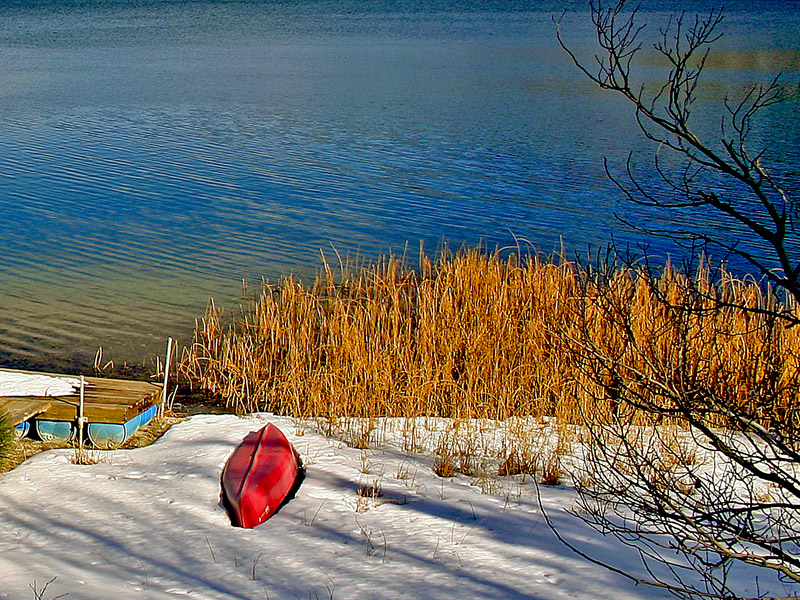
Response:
179,246,800,428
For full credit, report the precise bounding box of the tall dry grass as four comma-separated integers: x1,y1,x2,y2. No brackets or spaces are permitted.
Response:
178,247,800,430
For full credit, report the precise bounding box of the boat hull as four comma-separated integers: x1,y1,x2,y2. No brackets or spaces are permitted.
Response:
14,421,29,439
32,419,74,442
221,423,300,528
86,414,140,449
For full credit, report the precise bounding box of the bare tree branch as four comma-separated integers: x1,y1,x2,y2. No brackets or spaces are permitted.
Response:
555,1,799,309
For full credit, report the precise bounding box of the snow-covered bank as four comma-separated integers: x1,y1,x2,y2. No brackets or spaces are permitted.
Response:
0,414,678,600
0,371,79,397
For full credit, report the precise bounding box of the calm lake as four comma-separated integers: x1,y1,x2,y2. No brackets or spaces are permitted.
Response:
0,0,797,371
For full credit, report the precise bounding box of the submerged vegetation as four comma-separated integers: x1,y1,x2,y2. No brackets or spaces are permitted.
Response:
179,245,800,431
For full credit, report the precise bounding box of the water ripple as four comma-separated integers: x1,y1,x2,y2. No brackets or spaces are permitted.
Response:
0,2,797,367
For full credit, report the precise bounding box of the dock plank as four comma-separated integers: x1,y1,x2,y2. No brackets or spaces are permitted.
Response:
40,403,149,424
0,398,53,426
55,386,162,405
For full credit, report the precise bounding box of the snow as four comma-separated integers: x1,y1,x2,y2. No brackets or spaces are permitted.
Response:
0,371,80,397
0,414,698,600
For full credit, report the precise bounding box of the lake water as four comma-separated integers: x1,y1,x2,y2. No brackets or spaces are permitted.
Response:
0,0,798,371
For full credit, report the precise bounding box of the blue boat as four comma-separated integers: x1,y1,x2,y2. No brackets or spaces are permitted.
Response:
138,404,158,428
32,419,75,443
1,369,164,448
87,413,141,449
14,421,30,438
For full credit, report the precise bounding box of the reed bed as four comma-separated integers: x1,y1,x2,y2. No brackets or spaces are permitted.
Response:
179,247,800,432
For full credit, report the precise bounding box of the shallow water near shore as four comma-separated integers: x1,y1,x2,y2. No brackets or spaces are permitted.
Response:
0,0,797,370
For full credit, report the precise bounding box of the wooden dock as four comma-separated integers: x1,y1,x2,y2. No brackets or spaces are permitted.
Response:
0,397,53,427
0,369,163,428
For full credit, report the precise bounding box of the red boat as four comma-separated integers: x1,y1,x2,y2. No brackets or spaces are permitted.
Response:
221,423,300,528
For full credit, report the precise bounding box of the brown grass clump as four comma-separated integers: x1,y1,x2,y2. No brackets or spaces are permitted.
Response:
1,437,62,474
538,452,563,487
179,246,800,432
497,449,536,477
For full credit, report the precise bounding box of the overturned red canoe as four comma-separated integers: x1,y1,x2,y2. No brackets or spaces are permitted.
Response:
221,423,300,528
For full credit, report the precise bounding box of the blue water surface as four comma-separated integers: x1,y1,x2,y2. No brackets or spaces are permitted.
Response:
0,0,797,368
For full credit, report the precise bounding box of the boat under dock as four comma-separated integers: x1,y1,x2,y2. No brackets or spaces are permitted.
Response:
0,368,163,448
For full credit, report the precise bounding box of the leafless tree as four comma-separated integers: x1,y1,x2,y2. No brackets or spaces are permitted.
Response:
557,0,799,318
544,263,800,599
546,3,800,599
